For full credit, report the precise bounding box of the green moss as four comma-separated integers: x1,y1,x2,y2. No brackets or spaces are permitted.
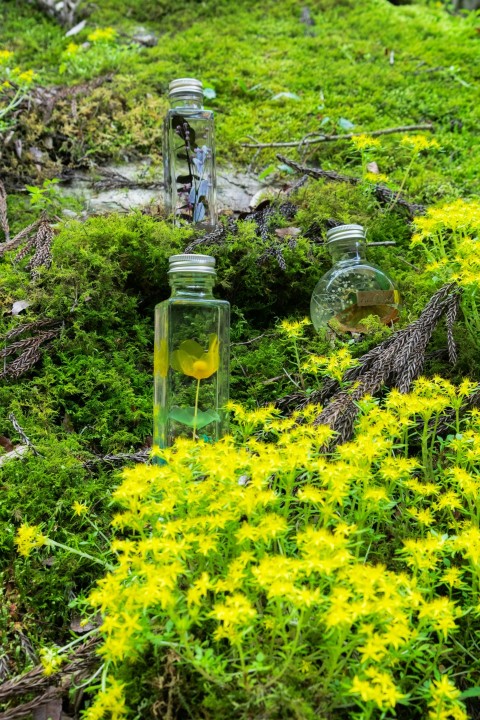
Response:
1,0,480,199
1,0,480,688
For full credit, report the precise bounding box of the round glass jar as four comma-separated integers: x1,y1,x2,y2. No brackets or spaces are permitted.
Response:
310,224,400,333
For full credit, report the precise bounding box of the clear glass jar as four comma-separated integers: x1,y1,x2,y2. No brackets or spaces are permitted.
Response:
310,224,400,333
163,78,217,230
154,253,229,448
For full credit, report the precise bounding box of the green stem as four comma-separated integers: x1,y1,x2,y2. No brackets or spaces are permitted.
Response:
193,378,201,440
386,153,416,213
267,609,304,686
46,539,113,570
293,338,305,390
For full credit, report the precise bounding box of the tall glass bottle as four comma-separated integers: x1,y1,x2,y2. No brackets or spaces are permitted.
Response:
163,78,217,230
154,254,229,448
310,224,400,333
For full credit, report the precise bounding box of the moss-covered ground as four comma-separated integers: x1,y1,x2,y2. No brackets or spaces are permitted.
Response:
1,0,480,715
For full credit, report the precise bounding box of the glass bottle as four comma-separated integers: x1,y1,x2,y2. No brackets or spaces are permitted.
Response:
163,78,217,230
154,253,229,448
310,224,400,333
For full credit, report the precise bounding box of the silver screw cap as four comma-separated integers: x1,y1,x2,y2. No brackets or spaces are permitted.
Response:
326,224,366,243
168,253,216,275
168,78,203,98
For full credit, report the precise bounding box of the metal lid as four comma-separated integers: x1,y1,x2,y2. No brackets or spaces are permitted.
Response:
168,253,216,275
326,224,366,244
168,78,203,98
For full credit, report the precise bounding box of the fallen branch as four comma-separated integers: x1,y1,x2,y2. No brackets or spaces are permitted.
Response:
241,123,434,149
92,168,164,192
276,154,426,217
84,448,150,466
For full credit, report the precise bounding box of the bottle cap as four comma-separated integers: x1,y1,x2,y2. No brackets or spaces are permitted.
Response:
168,78,204,99
168,253,216,275
326,224,366,244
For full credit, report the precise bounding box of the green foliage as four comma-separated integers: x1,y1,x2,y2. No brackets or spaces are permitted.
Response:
1,0,480,200
1,0,480,707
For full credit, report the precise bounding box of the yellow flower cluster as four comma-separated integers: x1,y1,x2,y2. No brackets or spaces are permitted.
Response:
39,647,64,677
279,316,310,339
411,198,480,346
83,678,127,720
15,524,46,556
87,27,117,43
81,376,479,718
302,346,358,381
0,50,14,64
401,134,440,152
364,170,389,183
351,134,381,150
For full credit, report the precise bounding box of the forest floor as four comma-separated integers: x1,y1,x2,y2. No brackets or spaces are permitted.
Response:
1,0,480,718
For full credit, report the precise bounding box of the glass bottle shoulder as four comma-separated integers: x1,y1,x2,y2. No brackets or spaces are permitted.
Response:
318,259,394,286
165,108,214,122
155,296,229,310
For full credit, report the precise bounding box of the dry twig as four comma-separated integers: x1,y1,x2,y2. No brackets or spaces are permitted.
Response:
0,637,99,719
1,321,61,380
185,202,298,268
276,154,426,217
84,448,150,467
0,181,10,242
241,123,434,149
8,413,41,456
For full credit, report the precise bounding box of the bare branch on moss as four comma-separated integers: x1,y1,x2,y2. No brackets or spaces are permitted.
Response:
84,448,150,467
8,413,41,457
241,123,434,149
276,154,426,217
185,202,297,260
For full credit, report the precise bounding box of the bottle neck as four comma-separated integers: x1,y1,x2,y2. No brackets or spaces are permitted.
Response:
169,93,204,110
169,272,215,297
328,239,366,263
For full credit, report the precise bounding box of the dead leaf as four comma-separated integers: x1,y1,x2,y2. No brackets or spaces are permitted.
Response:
12,299,31,315
275,227,302,238
70,613,101,633
33,697,62,720
0,436,14,452
65,19,87,37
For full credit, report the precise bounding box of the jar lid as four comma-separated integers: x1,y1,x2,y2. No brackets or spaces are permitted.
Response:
326,224,366,244
168,253,216,275
168,78,203,98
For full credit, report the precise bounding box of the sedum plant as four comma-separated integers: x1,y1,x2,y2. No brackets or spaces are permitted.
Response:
19,378,480,719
